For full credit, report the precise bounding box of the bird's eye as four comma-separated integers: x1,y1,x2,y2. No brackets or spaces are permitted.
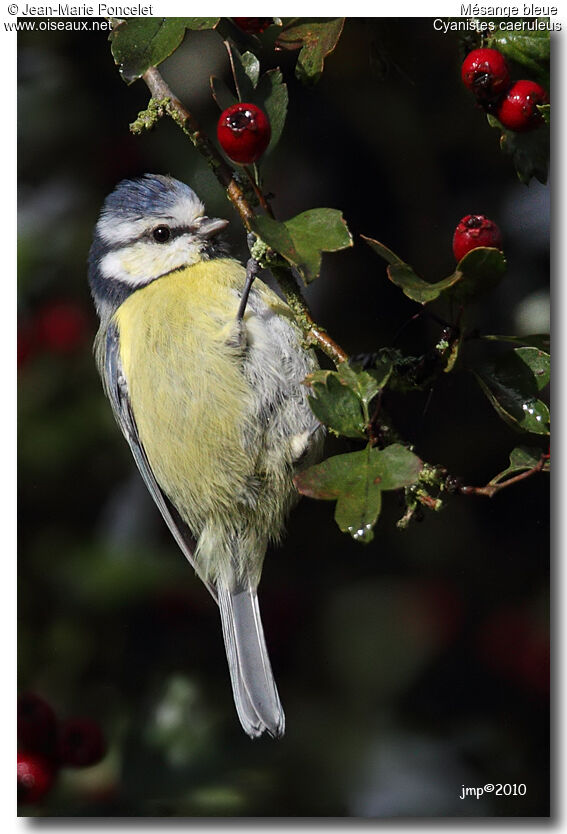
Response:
152,225,171,243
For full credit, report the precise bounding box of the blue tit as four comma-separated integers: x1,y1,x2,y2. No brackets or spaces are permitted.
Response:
88,174,324,738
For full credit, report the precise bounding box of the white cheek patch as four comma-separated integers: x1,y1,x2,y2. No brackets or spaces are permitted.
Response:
99,249,147,287
99,237,204,287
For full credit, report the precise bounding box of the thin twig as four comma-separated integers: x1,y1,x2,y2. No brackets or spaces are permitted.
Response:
459,453,549,498
242,166,275,218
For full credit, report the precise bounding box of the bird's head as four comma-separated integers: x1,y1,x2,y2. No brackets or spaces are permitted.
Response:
88,174,229,314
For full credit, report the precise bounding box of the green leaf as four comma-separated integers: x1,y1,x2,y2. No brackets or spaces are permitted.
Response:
515,346,550,391
337,363,389,407
365,355,394,390
241,51,260,88
482,333,550,352
387,247,506,305
387,263,461,304
490,445,550,486
451,247,508,302
256,69,288,153
474,348,550,435
275,18,345,84
487,113,549,185
250,209,352,284
361,235,406,266
306,362,391,438
228,45,259,101
307,371,367,439
110,18,219,84
294,444,423,542
488,26,550,90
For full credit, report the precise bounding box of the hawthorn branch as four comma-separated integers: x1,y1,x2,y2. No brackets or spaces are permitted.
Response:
137,65,349,365
141,66,255,227
458,452,549,498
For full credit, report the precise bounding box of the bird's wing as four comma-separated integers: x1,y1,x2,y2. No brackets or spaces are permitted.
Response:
101,323,218,603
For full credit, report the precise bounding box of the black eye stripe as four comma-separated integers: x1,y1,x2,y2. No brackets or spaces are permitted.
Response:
103,225,197,252
150,225,190,244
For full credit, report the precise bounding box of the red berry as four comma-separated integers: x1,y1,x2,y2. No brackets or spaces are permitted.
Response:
17,693,58,755
461,48,511,101
452,214,502,262
495,80,549,132
17,751,56,804
217,103,271,164
233,18,272,34
35,300,89,354
57,718,106,767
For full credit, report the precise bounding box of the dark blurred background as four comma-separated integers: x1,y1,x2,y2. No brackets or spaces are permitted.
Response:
18,18,550,817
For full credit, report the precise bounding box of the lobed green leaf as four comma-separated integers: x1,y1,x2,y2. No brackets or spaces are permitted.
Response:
251,209,352,284
110,18,219,84
306,362,391,439
307,371,367,439
294,444,423,542
275,18,345,84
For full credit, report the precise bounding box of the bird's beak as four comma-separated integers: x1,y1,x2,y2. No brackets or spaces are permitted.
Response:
197,217,229,239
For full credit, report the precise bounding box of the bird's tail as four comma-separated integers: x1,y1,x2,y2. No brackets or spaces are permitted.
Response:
217,583,285,738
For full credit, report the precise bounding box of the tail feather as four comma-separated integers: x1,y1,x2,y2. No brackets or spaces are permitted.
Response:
217,585,285,738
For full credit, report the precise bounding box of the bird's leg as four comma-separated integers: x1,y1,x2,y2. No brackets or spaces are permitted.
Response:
229,234,260,349
237,255,259,322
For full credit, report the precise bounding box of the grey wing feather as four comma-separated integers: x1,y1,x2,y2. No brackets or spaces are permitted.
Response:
101,325,218,603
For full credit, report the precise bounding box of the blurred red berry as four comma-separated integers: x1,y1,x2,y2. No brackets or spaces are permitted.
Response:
495,80,549,132
217,103,271,164
17,751,56,804
58,718,106,767
17,322,36,368
35,300,89,354
452,214,502,262
17,693,58,755
232,18,272,34
461,48,511,101
477,607,549,695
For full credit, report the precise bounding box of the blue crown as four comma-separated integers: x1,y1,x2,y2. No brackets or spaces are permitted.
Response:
101,174,198,220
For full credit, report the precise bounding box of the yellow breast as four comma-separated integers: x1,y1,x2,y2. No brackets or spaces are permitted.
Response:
113,258,258,531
